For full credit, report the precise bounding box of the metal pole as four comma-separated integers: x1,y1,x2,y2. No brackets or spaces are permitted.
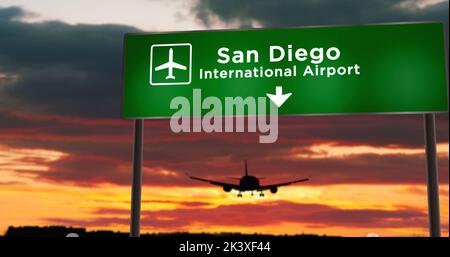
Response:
423,113,441,237
130,119,144,237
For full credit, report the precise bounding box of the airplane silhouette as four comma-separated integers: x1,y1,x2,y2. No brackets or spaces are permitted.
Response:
188,160,309,197
154,48,187,79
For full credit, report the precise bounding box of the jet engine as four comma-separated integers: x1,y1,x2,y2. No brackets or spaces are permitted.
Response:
223,185,232,192
270,187,278,194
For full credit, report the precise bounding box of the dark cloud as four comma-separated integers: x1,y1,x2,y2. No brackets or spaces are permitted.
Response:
0,6,140,118
11,153,132,186
22,146,448,186
45,201,431,232
1,109,447,148
141,200,211,208
0,5,25,21
1,110,448,186
194,0,449,28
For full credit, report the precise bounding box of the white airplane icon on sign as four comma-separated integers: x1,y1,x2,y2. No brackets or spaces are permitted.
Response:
154,48,187,79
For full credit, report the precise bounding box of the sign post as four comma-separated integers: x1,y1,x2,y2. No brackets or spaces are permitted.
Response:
122,22,448,237
423,113,441,237
130,119,144,237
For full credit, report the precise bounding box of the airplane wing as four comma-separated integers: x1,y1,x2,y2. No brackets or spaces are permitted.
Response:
188,175,240,189
171,62,187,70
155,62,171,71
259,178,309,190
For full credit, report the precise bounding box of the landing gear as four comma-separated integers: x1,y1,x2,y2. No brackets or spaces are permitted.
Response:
237,192,243,197
259,192,265,197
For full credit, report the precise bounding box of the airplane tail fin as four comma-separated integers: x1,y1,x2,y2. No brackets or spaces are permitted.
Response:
244,160,248,176
165,75,175,79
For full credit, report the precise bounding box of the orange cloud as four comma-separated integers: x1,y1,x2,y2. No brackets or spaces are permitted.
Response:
290,142,449,159
0,144,67,184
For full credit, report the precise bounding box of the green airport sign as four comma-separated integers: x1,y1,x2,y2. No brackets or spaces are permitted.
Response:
122,22,448,118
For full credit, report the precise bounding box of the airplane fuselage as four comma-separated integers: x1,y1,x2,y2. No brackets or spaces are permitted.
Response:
239,175,260,190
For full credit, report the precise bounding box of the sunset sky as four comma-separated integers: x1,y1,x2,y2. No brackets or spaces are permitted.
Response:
0,0,449,237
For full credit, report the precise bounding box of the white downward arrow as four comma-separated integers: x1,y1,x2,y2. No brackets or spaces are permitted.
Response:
266,86,292,107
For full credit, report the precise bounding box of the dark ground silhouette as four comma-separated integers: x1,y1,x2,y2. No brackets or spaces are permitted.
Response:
3,225,326,238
